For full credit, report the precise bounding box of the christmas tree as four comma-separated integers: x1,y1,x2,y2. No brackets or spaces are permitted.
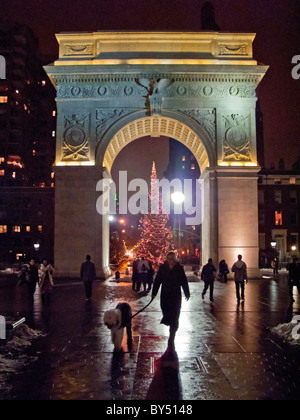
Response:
136,162,175,267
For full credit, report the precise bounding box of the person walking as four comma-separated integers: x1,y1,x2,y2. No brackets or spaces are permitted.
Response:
27,259,39,300
287,258,300,303
232,254,248,304
131,258,139,291
219,259,229,283
39,259,55,303
152,252,190,352
137,257,150,292
201,258,217,302
271,258,279,276
80,255,96,300
147,261,155,292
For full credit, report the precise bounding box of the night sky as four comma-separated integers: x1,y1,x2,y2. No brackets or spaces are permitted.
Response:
1,0,299,169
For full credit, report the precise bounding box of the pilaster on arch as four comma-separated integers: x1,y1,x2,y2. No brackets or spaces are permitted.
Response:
98,114,213,174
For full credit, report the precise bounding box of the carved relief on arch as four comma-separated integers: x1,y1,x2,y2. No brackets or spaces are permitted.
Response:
222,113,251,162
62,114,90,161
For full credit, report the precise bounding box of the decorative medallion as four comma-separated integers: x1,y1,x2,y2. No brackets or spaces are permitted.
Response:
229,86,239,96
177,86,187,96
98,86,108,96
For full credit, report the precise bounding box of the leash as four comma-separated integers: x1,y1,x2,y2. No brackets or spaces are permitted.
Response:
120,297,155,329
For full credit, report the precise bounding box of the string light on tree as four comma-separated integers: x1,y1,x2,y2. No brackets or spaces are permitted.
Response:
136,162,175,267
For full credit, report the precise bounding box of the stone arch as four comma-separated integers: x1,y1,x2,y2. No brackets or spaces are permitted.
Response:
96,111,214,174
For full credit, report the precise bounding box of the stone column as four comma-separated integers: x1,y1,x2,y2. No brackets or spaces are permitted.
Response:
201,168,218,266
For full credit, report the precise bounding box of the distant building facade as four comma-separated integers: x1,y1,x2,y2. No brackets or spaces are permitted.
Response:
258,166,300,267
0,22,56,264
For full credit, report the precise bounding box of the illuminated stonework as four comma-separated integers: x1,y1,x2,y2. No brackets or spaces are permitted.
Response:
45,31,268,278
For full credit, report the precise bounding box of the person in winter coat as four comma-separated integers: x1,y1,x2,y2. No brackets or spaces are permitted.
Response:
232,255,248,303
287,258,300,303
219,259,229,283
152,252,190,352
147,261,155,292
80,255,96,300
137,257,150,292
27,259,39,300
131,258,139,291
201,258,217,302
39,259,55,303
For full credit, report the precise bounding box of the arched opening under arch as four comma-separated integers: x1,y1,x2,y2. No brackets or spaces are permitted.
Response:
101,116,211,175
98,115,212,275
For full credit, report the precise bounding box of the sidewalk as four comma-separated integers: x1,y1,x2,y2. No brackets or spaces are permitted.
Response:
0,275,300,400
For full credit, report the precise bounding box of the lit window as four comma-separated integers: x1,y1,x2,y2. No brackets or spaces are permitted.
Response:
38,225,43,232
42,80,46,86
191,164,195,170
0,170,4,176
51,172,55,179
275,211,283,226
51,182,54,188
274,178,281,185
52,110,56,117
0,157,4,163
12,172,16,179
32,150,36,156
182,156,186,162
26,226,31,232
182,165,185,170
289,177,296,185
13,225,21,233
24,104,27,111
15,90,19,94
0,96,8,103
52,131,56,137
0,225,7,234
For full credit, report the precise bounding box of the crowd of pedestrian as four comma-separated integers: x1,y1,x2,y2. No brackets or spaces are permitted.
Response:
17,258,55,303
15,252,300,311
200,255,248,304
131,257,155,293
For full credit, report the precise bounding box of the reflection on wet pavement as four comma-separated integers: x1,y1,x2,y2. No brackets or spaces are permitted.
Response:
0,276,300,400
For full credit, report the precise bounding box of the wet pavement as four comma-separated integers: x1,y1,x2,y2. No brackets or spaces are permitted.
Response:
0,273,300,400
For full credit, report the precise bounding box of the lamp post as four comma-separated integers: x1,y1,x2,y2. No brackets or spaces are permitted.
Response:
171,192,185,254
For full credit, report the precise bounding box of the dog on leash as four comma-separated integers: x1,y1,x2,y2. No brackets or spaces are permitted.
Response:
104,302,133,351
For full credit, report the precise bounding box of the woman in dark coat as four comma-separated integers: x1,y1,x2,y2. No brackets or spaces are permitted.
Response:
152,252,190,351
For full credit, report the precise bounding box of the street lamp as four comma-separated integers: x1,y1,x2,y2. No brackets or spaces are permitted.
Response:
108,215,115,222
271,241,277,248
291,245,297,252
171,191,185,205
33,243,40,252
171,192,185,252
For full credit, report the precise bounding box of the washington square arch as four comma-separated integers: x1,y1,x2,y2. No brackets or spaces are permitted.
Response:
45,31,268,279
